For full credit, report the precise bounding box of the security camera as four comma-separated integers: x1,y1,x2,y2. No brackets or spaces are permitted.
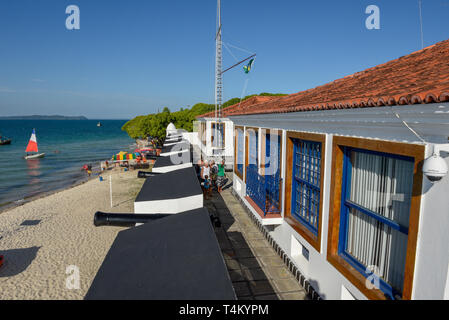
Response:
423,144,449,183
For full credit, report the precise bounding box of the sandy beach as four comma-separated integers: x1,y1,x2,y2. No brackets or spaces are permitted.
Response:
0,168,144,299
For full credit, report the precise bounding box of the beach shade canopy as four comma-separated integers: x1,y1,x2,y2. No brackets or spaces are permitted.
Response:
84,208,236,300
112,151,127,161
112,151,136,161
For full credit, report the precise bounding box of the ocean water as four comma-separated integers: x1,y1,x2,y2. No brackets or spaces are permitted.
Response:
0,120,135,208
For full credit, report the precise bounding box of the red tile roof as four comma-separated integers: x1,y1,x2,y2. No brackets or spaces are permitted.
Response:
198,39,449,118
197,95,278,118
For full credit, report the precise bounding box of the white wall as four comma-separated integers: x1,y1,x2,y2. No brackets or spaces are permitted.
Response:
152,162,192,173
182,132,198,145
269,221,368,300
160,149,189,157
198,119,234,166
411,145,449,299
134,194,203,214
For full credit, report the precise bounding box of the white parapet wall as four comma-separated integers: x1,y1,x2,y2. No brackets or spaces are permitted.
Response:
160,148,189,157
152,162,192,173
134,167,203,214
134,194,203,214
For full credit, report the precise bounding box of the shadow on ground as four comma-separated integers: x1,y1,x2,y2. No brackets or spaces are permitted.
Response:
205,187,279,300
0,246,40,277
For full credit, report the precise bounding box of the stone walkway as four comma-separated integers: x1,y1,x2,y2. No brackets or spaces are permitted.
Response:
205,179,309,300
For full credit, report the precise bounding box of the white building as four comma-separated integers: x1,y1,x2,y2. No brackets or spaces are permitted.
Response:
193,117,234,166
195,97,279,167
194,40,449,300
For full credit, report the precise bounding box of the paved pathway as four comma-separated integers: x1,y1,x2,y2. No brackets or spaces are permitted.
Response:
205,178,309,300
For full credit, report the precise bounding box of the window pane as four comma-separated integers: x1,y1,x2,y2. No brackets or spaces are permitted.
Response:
294,140,321,188
212,123,224,148
346,207,408,292
237,129,243,173
349,150,414,227
248,130,258,166
265,133,281,176
291,139,321,233
344,149,415,295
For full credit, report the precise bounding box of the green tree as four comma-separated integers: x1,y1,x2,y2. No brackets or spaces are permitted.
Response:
122,93,286,140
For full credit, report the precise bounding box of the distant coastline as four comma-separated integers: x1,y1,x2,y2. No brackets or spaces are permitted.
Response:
0,115,88,120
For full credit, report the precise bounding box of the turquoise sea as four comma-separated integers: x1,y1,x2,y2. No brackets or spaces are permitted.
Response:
0,120,134,209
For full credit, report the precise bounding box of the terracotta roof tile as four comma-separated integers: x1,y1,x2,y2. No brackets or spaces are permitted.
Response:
204,39,449,117
197,95,278,118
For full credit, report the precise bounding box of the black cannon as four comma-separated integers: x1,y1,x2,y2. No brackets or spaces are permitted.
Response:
141,151,158,158
94,211,221,228
137,171,162,178
94,211,171,227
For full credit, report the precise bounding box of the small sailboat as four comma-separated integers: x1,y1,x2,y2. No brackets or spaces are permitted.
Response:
24,129,45,160
97,122,102,127
0,134,11,145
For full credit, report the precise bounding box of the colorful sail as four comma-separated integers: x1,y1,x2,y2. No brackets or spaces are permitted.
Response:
243,58,254,74
25,129,39,153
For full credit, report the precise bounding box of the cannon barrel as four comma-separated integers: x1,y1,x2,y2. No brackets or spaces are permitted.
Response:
141,153,157,159
137,171,162,178
94,211,171,227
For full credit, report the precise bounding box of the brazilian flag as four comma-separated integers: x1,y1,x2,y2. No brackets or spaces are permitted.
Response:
243,58,254,74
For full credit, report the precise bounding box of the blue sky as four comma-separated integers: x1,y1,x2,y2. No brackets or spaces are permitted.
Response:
0,0,448,119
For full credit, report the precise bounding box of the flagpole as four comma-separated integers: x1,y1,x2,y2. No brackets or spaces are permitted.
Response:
418,0,424,49
221,54,256,74
110,175,113,208
215,0,223,148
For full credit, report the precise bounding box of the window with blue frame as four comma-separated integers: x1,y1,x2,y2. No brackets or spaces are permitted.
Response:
236,128,244,175
339,147,415,299
263,132,282,214
291,139,322,235
245,129,282,216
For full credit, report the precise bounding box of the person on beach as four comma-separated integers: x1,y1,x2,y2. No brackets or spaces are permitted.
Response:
217,159,226,193
82,164,92,176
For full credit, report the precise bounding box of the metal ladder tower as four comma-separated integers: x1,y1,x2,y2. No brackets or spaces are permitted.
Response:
214,0,223,149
